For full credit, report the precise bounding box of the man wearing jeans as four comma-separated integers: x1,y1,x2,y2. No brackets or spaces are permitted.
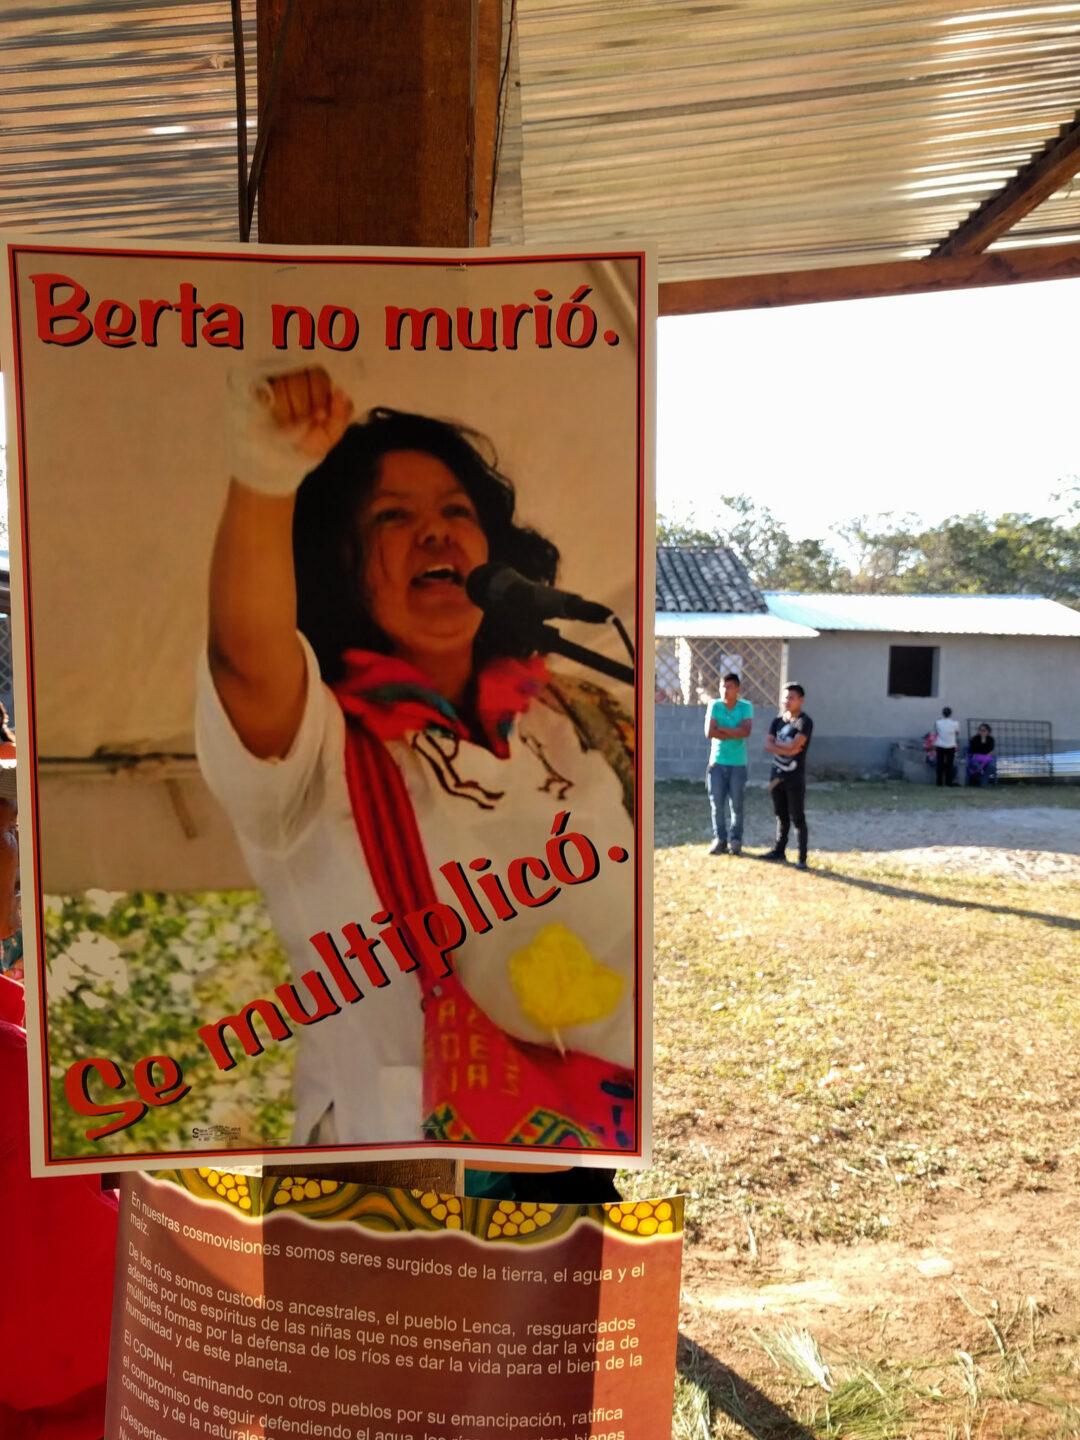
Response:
762,683,814,870
705,673,753,856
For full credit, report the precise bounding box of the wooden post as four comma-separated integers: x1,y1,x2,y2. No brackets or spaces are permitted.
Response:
256,0,491,248
256,0,501,1189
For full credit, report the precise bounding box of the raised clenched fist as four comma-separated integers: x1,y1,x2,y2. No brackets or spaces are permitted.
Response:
227,363,356,496
256,367,354,458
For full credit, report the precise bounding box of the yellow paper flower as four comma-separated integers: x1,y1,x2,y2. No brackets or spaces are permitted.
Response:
508,923,624,1034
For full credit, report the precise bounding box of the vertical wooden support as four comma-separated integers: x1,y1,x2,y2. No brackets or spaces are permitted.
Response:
256,0,484,247
255,0,499,1190
474,0,504,245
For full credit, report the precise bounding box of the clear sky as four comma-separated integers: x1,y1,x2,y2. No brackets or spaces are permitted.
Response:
658,274,1080,541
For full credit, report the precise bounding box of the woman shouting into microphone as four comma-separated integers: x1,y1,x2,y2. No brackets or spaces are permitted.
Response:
198,367,637,1162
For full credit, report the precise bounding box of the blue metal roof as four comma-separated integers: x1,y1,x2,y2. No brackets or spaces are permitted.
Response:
656,611,818,640
764,593,1080,639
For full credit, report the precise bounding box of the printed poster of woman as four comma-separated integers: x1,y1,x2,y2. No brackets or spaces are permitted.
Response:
2,239,653,1173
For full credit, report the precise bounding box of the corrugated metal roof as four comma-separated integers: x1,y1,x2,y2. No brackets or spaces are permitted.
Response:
1,2,1079,276
765,591,1080,635
0,0,254,240
656,544,766,612
656,610,819,638
506,0,1080,278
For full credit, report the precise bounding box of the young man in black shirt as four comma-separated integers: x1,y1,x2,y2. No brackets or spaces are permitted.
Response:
762,683,814,870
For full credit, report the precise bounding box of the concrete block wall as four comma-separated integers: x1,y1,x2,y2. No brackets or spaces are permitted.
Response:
654,716,914,780
654,703,708,780
654,705,889,780
654,705,1080,782
655,703,771,780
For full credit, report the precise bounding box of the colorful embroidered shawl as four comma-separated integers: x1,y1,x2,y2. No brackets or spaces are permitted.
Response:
333,652,636,1152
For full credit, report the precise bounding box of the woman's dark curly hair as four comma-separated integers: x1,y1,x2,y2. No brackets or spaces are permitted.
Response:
293,408,559,682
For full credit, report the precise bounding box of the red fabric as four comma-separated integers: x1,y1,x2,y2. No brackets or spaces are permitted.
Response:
0,974,118,1436
335,649,549,757
335,693,636,1152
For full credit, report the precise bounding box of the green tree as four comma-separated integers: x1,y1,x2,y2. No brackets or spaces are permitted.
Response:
659,485,1080,605
717,495,847,591
840,490,1080,605
834,514,924,594
658,499,848,591
656,511,727,547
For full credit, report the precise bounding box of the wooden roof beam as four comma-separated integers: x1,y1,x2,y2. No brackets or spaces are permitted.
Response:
931,110,1080,258
659,241,1080,316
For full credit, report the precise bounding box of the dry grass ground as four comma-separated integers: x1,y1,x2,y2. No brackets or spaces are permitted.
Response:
627,780,1080,1439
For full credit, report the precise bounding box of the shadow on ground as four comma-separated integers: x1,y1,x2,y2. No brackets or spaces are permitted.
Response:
806,864,1079,931
677,1333,816,1439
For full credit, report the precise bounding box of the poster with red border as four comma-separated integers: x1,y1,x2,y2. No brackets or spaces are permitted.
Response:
1,237,655,1175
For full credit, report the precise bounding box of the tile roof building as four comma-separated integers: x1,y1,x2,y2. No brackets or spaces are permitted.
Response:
653,549,1080,780
653,545,816,779
656,546,765,615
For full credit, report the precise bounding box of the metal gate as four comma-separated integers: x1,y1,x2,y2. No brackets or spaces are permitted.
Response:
965,718,1056,780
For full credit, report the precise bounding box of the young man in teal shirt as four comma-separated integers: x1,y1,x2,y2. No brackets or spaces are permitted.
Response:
705,672,753,855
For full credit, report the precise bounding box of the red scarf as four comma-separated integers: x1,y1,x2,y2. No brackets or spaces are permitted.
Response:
333,652,636,1152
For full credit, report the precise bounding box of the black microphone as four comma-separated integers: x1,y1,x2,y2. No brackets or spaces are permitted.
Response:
465,563,613,625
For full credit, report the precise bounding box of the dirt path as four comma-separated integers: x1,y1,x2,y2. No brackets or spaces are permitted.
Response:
811,804,1080,856
728,797,1080,878
680,1186,1080,1435
685,1185,1080,1348
805,803,1080,880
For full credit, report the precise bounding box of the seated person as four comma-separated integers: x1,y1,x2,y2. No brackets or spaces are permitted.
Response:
967,723,996,785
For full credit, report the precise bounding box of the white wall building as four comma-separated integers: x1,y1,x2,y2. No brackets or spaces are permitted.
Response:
768,593,1080,776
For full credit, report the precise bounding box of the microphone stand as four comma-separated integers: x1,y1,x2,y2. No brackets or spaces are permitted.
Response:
533,623,635,687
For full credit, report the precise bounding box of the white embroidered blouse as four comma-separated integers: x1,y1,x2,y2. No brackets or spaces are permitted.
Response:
196,634,635,1147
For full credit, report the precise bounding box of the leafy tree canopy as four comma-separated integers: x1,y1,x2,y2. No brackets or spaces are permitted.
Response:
659,483,1080,607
